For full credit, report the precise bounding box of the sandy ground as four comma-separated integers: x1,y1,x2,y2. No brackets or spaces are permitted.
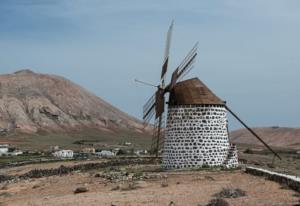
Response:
0,169,299,206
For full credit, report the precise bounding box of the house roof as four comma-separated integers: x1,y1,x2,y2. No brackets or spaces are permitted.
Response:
168,77,224,105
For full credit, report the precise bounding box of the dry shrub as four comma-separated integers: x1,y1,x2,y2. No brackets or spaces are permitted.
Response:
214,188,246,199
203,198,229,206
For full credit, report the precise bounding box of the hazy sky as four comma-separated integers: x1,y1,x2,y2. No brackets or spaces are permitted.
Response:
0,0,299,130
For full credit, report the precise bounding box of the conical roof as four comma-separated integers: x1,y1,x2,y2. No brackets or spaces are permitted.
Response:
168,77,224,105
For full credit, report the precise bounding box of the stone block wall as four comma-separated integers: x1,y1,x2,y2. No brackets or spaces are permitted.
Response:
162,104,238,169
223,144,239,168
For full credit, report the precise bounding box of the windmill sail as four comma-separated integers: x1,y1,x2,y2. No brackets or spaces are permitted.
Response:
141,22,200,158
177,42,198,80
155,88,165,118
161,21,174,80
143,104,155,125
169,68,179,90
149,21,174,156
143,93,156,124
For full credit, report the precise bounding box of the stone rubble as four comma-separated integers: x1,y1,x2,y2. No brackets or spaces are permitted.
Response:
74,187,88,194
95,170,165,183
214,188,246,199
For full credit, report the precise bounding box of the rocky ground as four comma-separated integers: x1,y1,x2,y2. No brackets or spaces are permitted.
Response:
0,160,299,206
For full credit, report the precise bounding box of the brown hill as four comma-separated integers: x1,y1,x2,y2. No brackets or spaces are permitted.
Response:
0,69,145,134
230,127,300,149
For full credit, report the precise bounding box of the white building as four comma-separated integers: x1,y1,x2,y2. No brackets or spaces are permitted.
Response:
53,150,73,158
95,150,115,157
124,142,132,146
0,144,9,155
134,150,148,156
10,150,23,156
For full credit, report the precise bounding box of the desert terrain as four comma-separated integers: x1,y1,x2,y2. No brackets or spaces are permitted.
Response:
0,160,299,206
0,70,299,205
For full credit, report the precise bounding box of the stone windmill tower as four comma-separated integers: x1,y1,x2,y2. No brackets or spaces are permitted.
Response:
141,22,281,169
162,78,237,169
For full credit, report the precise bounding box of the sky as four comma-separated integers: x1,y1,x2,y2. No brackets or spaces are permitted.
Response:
0,0,299,130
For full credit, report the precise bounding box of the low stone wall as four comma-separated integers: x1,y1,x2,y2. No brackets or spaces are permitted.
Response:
0,158,155,183
245,166,300,192
0,174,13,182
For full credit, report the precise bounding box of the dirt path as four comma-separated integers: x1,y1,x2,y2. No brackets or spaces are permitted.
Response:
0,170,298,206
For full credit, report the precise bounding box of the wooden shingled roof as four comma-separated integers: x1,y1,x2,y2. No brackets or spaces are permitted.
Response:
168,77,224,105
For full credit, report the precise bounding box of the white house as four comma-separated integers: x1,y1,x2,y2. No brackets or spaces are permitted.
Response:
10,150,23,156
95,150,115,157
134,150,148,156
53,150,73,158
124,142,132,146
0,144,9,155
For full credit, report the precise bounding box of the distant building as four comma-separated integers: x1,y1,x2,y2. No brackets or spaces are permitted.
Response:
9,150,23,156
112,148,120,154
81,147,95,154
50,145,60,152
124,142,132,146
73,152,89,159
0,144,9,155
0,128,8,135
95,150,115,157
53,150,73,158
134,150,148,156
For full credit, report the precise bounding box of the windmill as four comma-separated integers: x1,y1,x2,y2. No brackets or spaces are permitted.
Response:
142,21,198,156
141,22,281,169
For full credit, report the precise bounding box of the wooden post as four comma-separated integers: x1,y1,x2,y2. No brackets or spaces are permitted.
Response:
156,116,162,158
225,105,281,160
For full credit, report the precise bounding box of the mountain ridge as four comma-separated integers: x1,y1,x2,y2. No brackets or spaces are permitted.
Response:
230,127,300,149
0,69,145,134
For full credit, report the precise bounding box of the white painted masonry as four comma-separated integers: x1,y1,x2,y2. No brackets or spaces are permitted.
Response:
162,104,238,169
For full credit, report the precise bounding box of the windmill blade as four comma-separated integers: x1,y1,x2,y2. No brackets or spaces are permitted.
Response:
164,43,198,92
225,105,281,160
169,68,179,90
143,93,155,116
143,104,155,125
177,65,194,82
143,93,156,121
177,42,198,80
155,88,165,119
161,21,174,81
177,52,197,81
154,89,166,157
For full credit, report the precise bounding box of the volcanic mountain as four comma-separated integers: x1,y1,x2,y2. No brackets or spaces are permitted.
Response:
0,69,145,134
230,127,300,149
